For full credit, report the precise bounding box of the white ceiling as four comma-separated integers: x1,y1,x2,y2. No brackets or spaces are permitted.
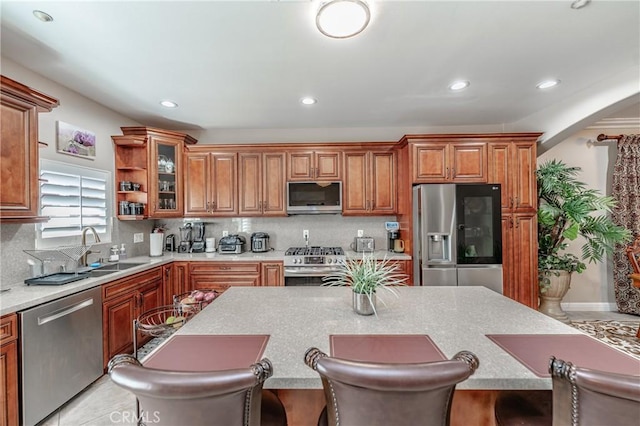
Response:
1,1,639,144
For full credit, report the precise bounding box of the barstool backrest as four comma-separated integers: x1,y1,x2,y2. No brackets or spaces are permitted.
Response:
549,356,640,426
304,348,479,426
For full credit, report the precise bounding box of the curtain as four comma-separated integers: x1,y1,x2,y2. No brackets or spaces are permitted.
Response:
612,134,640,314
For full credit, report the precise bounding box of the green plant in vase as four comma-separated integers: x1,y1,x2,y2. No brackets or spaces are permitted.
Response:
323,254,407,316
536,159,631,322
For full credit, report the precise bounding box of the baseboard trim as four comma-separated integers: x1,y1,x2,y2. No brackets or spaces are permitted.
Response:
561,302,617,311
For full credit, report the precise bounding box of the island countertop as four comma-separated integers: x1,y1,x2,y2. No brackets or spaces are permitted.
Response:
172,286,584,391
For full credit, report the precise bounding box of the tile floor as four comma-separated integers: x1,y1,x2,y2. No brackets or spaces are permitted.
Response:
36,310,639,426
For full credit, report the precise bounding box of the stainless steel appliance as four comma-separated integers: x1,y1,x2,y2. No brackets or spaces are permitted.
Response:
251,232,271,253
178,224,192,253
191,222,206,253
284,246,345,286
20,287,103,426
287,181,342,214
413,184,503,294
165,233,176,252
351,237,374,253
387,230,400,252
218,234,246,254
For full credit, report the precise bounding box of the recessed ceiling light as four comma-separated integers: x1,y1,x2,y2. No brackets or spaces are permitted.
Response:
316,0,371,39
570,0,591,10
449,80,470,91
160,100,178,108
301,97,317,105
536,80,560,90
33,10,53,22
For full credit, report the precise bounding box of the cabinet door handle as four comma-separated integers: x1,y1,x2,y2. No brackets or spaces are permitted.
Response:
514,196,519,207
451,168,455,178
510,217,514,228
510,197,514,208
206,201,210,212
515,217,519,228
445,167,449,179
212,201,216,211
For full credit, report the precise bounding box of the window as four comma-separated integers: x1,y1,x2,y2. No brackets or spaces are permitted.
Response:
37,159,112,248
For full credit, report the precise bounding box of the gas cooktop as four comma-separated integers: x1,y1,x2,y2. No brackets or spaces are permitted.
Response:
285,246,344,256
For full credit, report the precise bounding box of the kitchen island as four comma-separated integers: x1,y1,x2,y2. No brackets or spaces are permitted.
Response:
165,286,621,426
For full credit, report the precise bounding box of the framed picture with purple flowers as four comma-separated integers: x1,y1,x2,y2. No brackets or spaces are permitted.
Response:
56,121,96,160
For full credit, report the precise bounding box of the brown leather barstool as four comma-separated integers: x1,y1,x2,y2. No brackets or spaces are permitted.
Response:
108,354,287,426
495,356,640,426
304,347,479,426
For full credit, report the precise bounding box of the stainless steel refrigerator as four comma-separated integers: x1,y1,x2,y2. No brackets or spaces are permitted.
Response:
412,183,503,294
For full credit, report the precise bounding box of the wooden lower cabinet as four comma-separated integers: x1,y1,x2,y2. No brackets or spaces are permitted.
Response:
502,213,538,309
0,314,18,426
261,262,284,286
102,267,164,369
189,262,261,293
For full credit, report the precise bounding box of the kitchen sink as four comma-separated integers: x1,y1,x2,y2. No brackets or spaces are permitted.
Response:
94,262,146,271
88,262,146,277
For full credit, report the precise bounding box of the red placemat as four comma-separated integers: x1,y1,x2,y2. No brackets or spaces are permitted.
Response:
486,334,640,377
143,335,270,371
330,334,446,363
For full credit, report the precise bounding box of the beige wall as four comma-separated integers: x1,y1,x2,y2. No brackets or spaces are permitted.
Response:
0,58,151,286
539,125,639,310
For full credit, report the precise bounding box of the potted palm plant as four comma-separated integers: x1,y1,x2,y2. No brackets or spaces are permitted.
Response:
323,254,407,316
537,159,632,323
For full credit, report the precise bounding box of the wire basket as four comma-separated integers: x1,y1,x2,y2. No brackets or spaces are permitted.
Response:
134,305,196,339
173,289,220,313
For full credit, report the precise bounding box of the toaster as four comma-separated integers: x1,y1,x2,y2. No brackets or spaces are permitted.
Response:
218,235,246,254
351,237,375,253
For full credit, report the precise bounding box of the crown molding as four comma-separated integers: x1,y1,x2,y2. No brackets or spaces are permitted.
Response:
587,117,640,129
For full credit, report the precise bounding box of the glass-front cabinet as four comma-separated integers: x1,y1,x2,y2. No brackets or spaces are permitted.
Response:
149,137,182,218
112,127,197,220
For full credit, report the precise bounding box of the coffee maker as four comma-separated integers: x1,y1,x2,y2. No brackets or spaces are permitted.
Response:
385,221,401,252
191,222,206,253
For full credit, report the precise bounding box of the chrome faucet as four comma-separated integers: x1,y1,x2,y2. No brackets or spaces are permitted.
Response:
80,226,101,266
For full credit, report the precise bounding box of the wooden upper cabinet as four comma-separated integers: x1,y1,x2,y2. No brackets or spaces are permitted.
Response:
1,76,59,223
239,152,286,216
184,151,237,217
113,127,196,220
410,140,487,183
288,150,341,181
343,150,396,215
488,139,537,212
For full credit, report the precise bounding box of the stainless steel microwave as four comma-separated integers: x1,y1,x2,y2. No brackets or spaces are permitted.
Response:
287,181,342,215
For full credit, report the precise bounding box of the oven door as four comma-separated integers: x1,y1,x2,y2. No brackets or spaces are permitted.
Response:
284,266,342,286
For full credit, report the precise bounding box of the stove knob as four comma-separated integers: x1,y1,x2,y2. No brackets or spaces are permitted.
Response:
293,258,299,264
328,258,333,264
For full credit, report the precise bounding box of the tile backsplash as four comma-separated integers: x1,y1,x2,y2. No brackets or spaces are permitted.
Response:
0,214,401,287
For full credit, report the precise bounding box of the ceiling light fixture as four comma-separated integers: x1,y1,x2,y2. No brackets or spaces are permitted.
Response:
33,10,54,22
536,80,560,90
316,0,371,39
449,80,470,91
301,97,317,105
570,0,591,10
160,100,178,108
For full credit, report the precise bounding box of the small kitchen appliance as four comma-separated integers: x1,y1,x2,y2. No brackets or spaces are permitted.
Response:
251,232,271,253
191,222,206,253
351,237,375,253
218,235,246,254
165,234,176,252
387,230,401,252
178,225,192,253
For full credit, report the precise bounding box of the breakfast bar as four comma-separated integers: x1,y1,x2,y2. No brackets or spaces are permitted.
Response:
159,286,639,425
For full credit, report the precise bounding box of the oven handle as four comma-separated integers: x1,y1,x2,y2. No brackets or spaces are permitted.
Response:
284,268,343,277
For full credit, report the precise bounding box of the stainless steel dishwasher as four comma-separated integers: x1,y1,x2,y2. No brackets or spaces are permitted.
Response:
20,286,103,426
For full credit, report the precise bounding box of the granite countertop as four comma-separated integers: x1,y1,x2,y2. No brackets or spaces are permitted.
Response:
174,286,582,390
0,250,410,316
